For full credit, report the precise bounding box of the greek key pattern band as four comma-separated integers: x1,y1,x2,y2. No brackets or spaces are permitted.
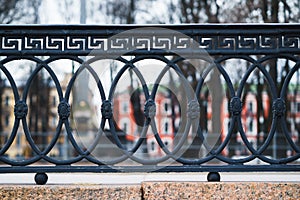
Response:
0,25,299,55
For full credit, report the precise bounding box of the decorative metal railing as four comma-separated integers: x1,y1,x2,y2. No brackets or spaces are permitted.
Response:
0,24,299,184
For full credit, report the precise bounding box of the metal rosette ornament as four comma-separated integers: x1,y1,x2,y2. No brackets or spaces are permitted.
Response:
71,27,220,172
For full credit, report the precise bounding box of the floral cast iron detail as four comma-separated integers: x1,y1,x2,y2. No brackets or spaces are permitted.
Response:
58,100,71,120
144,99,156,119
101,100,113,119
187,100,200,119
14,100,28,119
230,97,242,116
272,98,286,117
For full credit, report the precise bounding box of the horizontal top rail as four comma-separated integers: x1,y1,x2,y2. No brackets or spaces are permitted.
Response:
0,24,299,56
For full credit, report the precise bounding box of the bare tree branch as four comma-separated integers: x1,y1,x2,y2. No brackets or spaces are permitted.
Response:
0,0,41,24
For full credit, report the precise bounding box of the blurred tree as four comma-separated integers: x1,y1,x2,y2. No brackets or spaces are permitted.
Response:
169,0,300,158
254,0,298,158
96,0,225,158
217,0,300,158
28,72,51,152
103,0,136,24
0,0,48,156
57,0,300,158
0,0,41,140
0,0,41,24
176,0,223,158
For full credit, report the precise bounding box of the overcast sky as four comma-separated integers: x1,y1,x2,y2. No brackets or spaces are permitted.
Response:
38,0,173,24
39,0,80,24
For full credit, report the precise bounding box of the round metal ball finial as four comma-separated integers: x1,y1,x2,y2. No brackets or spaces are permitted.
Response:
34,172,48,185
207,172,221,182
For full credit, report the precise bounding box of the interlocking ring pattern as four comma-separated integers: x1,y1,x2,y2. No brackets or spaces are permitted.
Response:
0,25,299,173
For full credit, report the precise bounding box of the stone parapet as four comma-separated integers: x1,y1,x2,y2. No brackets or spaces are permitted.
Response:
0,182,299,199
142,182,300,200
0,185,141,200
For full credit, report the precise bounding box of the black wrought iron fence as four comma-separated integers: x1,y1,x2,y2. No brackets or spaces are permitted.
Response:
0,24,299,184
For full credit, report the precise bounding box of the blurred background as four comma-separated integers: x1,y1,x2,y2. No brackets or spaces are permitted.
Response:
1,0,300,24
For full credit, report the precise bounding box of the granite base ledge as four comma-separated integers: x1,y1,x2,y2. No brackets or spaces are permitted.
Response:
142,182,300,200
0,185,141,200
1,182,299,200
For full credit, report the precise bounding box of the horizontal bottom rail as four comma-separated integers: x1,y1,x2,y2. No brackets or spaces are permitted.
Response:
0,165,300,173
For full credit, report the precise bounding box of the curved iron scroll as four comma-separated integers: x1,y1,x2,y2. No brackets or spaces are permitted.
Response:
0,24,299,174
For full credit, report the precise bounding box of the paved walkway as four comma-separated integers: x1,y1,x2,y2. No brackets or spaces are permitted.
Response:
0,172,299,184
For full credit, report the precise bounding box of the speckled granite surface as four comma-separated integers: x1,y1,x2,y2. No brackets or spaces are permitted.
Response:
142,182,300,200
1,182,299,200
0,185,141,200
